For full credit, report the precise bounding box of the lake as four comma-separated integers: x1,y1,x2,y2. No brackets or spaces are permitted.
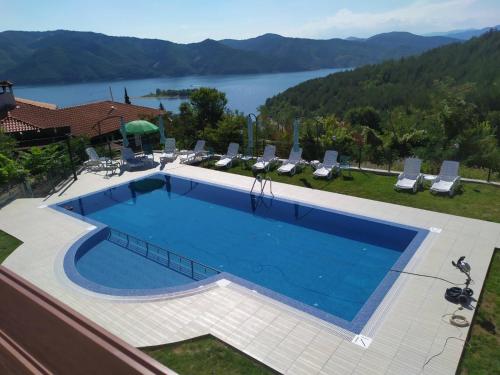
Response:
14,69,344,114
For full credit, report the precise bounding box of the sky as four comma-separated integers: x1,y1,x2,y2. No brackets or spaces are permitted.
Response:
2,0,500,43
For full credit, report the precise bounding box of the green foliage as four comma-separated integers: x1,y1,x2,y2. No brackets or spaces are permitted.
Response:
189,87,228,129
0,130,16,157
265,31,500,117
19,143,70,177
166,88,245,153
202,113,245,153
0,153,25,185
345,106,381,131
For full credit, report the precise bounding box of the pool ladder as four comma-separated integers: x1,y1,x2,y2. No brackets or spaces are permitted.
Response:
251,174,274,198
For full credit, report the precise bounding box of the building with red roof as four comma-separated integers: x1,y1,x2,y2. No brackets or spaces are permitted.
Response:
0,98,162,146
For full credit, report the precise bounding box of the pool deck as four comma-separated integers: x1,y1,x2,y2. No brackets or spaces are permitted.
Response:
1,159,499,375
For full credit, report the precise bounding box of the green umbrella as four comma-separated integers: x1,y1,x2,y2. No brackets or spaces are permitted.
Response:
124,120,159,135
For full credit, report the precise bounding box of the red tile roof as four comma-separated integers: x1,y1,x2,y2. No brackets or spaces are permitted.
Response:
0,100,161,137
0,116,39,133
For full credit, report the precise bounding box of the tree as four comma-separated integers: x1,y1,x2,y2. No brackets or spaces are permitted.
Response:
124,88,131,104
202,113,245,153
189,88,227,130
0,154,25,185
345,107,381,131
0,131,16,158
459,121,499,180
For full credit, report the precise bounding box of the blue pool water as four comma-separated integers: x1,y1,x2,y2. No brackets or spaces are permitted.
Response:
58,174,426,328
76,240,193,289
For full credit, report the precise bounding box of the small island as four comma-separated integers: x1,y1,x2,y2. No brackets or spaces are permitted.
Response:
142,88,197,99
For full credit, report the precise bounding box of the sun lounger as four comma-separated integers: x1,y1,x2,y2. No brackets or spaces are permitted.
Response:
431,160,461,196
252,145,277,171
160,138,177,164
215,142,239,168
121,147,147,170
313,150,339,179
142,143,155,165
84,147,111,171
179,140,207,164
395,158,423,192
277,148,302,175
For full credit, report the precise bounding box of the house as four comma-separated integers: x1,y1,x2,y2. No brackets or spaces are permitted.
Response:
0,98,162,147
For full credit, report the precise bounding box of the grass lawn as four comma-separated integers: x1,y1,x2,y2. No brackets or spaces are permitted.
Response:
202,162,500,223
0,229,22,264
459,250,500,374
141,335,276,375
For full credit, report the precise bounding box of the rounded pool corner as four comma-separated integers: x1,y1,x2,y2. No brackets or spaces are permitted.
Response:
62,226,217,298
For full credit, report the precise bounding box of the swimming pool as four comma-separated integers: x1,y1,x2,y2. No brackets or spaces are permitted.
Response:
56,173,428,332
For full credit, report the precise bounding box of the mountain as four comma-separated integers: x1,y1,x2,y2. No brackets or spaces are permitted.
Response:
425,25,500,40
262,30,500,117
0,30,459,85
0,30,288,84
220,32,458,70
345,37,366,41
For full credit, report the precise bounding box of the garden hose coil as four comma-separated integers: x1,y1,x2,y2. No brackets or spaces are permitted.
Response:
449,314,469,327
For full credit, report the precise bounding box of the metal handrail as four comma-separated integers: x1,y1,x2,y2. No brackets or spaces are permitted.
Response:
107,228,220,281
263,177,274,197
250,175,274,198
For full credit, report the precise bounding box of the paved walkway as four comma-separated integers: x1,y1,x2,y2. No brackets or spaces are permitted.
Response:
1,158,499,374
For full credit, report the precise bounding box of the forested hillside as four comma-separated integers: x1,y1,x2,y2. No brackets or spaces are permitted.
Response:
263,31,500,118
0,30,458,84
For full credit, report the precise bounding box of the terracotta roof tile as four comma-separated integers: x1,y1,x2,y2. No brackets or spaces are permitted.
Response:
0,115,40,133
3,100,161,137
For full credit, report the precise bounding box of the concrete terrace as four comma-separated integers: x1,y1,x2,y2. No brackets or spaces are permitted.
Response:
1,157,499,375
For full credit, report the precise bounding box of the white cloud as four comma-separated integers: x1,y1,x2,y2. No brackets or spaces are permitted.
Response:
296,0,500,38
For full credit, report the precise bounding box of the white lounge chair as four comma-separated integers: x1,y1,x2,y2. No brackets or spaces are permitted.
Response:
313,150,339,179
84,147,111,171
121,147,147,170
160,138,177,164
431,160,461,196
215,142,239,168
277,148,303,175
180,140,207,164
252,145,276,171
395,158,423,193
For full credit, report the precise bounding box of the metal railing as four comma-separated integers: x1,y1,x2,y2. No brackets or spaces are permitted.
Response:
107,228,220,281
250,175,274,198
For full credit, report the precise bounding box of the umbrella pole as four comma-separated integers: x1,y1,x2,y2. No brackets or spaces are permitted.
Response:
107,136,112,160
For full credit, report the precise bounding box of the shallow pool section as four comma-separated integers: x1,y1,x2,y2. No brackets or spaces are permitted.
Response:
57,174,427,332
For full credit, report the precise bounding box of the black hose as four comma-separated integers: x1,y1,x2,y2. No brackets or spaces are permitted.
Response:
390,269,469,286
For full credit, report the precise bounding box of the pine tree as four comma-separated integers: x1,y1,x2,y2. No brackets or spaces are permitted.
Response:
124,88,131,104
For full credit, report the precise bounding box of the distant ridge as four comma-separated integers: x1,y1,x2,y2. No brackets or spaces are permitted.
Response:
425,25,500,40
219,31,458,72
0,29,458,85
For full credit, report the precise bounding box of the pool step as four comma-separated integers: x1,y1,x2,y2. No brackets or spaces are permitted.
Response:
107,227,220,281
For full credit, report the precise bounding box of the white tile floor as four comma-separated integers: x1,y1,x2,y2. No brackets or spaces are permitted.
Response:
1,158,499,374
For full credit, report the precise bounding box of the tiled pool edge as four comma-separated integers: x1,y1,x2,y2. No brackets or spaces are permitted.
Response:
52,171,429,334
